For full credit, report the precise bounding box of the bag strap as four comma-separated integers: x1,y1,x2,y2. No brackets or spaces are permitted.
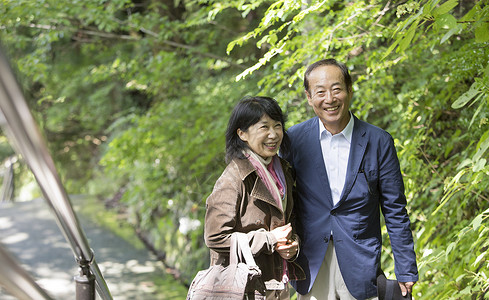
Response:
229,232,258,267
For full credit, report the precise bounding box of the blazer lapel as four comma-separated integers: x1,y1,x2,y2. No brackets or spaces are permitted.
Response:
308,118,334,206
338,115,367,205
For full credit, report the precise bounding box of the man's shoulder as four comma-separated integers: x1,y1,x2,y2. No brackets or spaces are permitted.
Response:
288,117,317,136
354,116,393,141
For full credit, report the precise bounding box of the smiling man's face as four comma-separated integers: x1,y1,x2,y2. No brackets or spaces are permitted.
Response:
305,64,352,135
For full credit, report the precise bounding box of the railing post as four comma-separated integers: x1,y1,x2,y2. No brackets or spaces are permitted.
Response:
75,251,96,300
75,267,95,300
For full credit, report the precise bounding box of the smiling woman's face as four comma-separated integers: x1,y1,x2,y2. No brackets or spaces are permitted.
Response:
237,114,283,159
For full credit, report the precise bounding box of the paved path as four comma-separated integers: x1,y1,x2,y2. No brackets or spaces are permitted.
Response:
0,198,187,300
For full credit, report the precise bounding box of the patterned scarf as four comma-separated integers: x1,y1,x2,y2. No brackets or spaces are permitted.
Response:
245,149,286,210
245,149,289,284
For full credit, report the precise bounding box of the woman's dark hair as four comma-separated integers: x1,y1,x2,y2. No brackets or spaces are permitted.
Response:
304,58,353,94
225,96,290,163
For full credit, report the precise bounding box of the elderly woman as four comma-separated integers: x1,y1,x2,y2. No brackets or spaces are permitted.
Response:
204,96,305,299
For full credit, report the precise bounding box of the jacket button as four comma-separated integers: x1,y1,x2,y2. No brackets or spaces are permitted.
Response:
323,237,328,243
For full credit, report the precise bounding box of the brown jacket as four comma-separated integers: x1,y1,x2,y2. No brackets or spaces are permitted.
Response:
204,157,305,283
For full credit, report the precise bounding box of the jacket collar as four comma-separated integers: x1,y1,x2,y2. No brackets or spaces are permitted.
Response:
232,155,290,180
232,157,287,211
233,156,256,181
338,114,368,205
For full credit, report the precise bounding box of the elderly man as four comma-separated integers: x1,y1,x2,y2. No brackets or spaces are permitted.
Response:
284,59,418,300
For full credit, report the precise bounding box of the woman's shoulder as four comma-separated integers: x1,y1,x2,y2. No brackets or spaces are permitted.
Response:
209,158,256,197
278,156,292,171
220,158,255,181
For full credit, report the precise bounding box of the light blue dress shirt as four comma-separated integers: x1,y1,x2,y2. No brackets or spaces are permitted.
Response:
318,113,354,206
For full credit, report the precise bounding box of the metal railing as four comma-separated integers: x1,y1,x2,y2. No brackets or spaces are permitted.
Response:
0,244,55,300
0,156,16,202
0,45,112,300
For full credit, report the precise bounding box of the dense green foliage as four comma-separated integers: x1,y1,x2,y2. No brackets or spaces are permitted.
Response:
1,0,488,298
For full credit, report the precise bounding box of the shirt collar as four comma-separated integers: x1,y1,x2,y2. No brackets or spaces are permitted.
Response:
318,112,354,143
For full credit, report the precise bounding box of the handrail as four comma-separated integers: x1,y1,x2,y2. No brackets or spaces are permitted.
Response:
0,45,112,300
0,243,55,300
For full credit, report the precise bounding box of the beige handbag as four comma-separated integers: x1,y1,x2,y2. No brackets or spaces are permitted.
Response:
186,232,265,299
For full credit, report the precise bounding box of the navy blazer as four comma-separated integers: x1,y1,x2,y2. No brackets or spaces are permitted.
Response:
284,115,418,299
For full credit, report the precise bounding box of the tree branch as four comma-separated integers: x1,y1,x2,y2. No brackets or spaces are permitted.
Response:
137,27,247,70
26,23,247,70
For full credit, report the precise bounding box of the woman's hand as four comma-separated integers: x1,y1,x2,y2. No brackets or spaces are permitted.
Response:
270,223,292,244
276,240,299,260
271,223,298,259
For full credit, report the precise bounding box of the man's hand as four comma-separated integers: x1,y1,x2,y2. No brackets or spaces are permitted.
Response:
398,281,415,297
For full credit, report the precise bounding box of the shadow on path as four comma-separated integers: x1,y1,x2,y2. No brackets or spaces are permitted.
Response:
0,198,187,300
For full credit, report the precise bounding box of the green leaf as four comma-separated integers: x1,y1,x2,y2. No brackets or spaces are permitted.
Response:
440,26,461,44
473,158,487,172
435,14,457,30
475,22,489,43
473,130,489,162
226,40,237,55
469,99,486,127
432,0,459,17
452,82,482,109
256,35,268,48
268,33,278,45
456,274,466,282
446,241,457,258
460,286,472,295
457,158,472,170
473,252,486,267
471,214,483,231
383,39,400,59
398,22,418,52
